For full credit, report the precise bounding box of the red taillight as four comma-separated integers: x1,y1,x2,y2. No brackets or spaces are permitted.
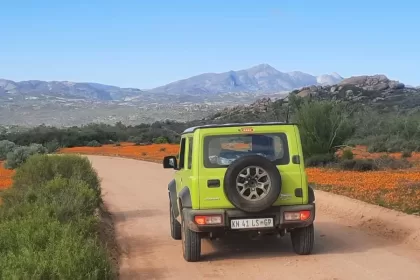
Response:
284,210,311,221
300,210,311,221
194,215,223,225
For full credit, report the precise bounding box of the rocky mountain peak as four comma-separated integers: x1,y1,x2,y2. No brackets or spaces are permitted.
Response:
339,75,405,91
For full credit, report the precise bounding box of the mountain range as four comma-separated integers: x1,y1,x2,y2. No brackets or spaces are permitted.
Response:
147,64,343,96
0,64,343,102
1,64,417,127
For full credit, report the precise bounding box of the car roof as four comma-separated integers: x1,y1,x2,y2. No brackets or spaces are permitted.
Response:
182,122,296,134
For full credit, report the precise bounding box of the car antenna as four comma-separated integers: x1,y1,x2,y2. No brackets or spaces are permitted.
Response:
283,96,290,124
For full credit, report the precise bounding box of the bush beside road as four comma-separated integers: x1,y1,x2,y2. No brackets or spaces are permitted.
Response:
0,154,117,280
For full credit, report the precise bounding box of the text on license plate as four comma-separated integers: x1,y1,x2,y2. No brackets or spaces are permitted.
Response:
230,218,274,229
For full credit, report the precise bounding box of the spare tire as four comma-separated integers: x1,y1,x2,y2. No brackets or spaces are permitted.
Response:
223,154,282,213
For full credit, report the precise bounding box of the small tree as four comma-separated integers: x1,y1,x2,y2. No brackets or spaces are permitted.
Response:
293,100,355,157
28,143,48,154
0,140,16,160
153,136,169,144
4,144,48,169
86,140,102,147
341,148,354,160
45,139,60,153
4,147,32,169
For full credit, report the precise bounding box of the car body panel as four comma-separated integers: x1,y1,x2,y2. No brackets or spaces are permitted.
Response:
169,123,308,214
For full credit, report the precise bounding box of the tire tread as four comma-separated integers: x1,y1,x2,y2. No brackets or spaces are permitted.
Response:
291,224,314,255
170,202,182,240
182,218,201,262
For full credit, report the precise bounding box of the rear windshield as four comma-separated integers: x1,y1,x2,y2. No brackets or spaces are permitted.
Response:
203,133,289,168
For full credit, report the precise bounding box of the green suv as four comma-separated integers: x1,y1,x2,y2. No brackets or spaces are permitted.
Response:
163,122,315,262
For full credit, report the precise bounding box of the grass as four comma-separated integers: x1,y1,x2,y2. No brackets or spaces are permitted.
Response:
0,154,116,280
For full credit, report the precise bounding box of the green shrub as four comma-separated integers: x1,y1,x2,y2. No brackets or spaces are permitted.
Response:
401,150,413,158
0,154,115,280
28,143,48,154
153,136,169,144
128,136,142,145
0,140,16,160
3,143,48,169
0,177,100,224
0,214,114,280
367,142,386,153
87,140,102,147
339,159,378,171
352,159,378,171
293,100,355,157
337,156,412,171
5,147,35,169
45,139,60,153
374,155,412,170
305,154,337,167
12,154,100,196
341,148,354,160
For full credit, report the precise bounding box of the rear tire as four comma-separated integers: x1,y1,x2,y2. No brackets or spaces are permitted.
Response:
181,214,201,262
170,201,181,240
290,224,314,255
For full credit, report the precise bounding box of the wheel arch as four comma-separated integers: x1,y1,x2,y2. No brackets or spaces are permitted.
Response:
168,179,179,217
308,186,315,203
178,187,192,210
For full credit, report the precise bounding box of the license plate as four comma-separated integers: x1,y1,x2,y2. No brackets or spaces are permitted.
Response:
230,218,274,229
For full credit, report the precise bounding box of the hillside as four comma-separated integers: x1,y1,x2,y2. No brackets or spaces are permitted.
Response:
290,75,420,112
0,79,143,101
205,74,420,123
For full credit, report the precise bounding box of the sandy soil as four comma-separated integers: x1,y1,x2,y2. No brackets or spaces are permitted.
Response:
88,155,420,280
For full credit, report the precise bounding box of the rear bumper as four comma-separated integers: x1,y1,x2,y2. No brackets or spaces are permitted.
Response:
183,203,315,233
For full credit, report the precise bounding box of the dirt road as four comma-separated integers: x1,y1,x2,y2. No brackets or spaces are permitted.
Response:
89,155,420,280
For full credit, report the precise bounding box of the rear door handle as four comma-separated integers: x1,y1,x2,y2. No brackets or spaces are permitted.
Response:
207,179,220,188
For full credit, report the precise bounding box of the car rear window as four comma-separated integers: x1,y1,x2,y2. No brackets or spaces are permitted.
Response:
203,133,290,168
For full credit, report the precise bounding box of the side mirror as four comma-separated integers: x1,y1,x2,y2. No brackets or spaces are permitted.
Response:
163,156,178,169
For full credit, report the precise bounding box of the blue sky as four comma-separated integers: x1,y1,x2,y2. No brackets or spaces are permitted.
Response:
0,0,418,88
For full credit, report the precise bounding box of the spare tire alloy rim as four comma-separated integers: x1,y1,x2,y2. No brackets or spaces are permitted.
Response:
235,165,272,201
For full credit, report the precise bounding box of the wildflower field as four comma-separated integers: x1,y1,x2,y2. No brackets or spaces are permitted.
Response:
59,143,420,215
309,146,420,214
0,162,14,190
59,142,179,163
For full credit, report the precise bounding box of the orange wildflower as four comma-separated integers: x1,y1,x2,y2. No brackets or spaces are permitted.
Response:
0,162,14,190
307,167,420,214
336,145,420,163
59,143,180,163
